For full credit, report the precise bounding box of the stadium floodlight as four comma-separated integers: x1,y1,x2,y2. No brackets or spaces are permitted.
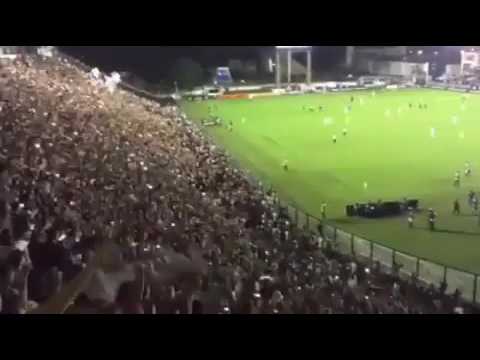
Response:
434,51,439,56
417,50,423,55
274,46,313,88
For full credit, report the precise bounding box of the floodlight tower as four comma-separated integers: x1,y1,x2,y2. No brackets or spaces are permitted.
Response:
275,46,312,88
345,46,355,69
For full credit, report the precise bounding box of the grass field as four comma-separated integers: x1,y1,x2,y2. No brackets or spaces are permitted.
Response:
182,89,480,274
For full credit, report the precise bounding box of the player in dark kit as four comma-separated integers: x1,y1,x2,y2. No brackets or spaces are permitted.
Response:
409,103,413,109
350,96,355,103
453,199,460,215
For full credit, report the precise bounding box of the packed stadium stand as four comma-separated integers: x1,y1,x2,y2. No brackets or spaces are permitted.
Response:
0,51,473,314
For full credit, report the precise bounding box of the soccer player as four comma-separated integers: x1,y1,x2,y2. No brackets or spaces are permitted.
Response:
473,196,479,213
469,191,476,207
228,121,233,132
454,171,461,187
282,160,289,172
428,209,437,231
321,203,327,219
431,128,436,138
453,199,460,215
318,105,323,112
409,103,413,109
465,162,472,177
350,96,355,103
332,135,337,144
408,210,414,229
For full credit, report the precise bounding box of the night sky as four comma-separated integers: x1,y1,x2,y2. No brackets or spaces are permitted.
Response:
60,46,346,82
59,46,463,84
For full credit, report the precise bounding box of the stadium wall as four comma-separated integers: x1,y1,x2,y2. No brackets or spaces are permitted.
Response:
446,64,462,77
357,59,429,78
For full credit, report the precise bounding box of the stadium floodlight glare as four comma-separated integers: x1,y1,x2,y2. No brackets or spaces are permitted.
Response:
417,50,423,55
434,51,439,56
274,46,313,88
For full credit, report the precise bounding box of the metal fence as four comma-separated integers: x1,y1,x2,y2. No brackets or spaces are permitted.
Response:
272,202,480,304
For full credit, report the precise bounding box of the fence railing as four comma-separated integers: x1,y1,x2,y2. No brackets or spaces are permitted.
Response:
270,199,480,305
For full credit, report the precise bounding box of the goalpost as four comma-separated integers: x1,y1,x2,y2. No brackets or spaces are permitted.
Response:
275,46,312,88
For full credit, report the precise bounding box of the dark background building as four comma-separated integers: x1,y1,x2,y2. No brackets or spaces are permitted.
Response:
60,46,346,84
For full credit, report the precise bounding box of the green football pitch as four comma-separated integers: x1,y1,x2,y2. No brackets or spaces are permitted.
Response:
182,89,480,274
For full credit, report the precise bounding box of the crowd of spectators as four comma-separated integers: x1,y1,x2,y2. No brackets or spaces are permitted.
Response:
0,53,474,314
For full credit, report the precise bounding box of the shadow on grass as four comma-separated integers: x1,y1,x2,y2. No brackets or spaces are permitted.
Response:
331,218,361,225
412,226,480,236
456,213,479,218
434,228,480,236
